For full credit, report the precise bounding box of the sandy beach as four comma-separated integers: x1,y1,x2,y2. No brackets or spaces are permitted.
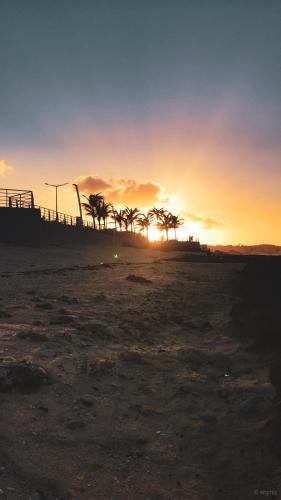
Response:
0,243,279,499
0,245,276,500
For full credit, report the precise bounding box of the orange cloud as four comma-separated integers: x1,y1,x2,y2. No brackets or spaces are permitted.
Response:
0,160,13,177
73,175,163,208
185,212,223,229
73,175,111,193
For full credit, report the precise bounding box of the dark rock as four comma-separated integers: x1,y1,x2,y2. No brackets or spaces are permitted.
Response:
126,274,152,284
88,359,115,375
38,349,58,359
0,360,51,393
94,293,107,303
32,320,44,326
270,359,281,400
50,315,75,325
238,400,263,418
28,493,41,500
37,404,49,413
79,394,95,407
81,320,112,337
199,414,217,423
36,302,53,310
66,419,85,430
191,319,212,331
173,385,193,398
120,350,146,364
0,311,11,318
58,295,78,304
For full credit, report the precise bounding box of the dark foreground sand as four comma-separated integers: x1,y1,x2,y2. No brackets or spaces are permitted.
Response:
0,244,279,499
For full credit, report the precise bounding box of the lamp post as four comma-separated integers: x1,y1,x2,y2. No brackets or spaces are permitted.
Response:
73,183,83,225
45,182,68,221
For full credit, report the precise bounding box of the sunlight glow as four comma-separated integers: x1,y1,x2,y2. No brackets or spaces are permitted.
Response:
147,222,219,244
148,227,163,241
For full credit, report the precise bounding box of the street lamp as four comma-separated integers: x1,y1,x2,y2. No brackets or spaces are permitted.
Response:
73,183,83,225
45,182,68,221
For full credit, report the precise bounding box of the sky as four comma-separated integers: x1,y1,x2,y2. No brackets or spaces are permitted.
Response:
0,0,280,244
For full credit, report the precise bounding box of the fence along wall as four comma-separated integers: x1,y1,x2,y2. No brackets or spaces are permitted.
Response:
0,189,148,248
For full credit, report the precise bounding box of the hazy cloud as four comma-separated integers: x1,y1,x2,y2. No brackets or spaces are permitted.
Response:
74,175,111,193
0,160,13,177
73,175,163,208
185,212,223,229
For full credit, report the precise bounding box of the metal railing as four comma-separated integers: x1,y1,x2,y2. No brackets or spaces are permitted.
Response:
36,205,94,228
0,188,94,229
0,188,34,208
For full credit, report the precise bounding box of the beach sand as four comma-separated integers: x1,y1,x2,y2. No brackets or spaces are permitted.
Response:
0,243,278,499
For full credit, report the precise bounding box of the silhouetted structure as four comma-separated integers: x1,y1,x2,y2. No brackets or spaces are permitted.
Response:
0,187,148,248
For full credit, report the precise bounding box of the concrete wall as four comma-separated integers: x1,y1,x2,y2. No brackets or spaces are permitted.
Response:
152,240,202,252
0,207,148,248
0,207,41,247
40,221,148,248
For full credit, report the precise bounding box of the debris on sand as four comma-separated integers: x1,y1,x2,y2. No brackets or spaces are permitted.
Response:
87,358,116,375
0,360,51,393
119,350,147,364
35,302,53,310
126,274,152,284
17,331,49,342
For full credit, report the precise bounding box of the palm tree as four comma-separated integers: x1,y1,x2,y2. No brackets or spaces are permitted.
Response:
122,212,130,231
81,193,104,229
169,214,184,240
158,211,172,241
112,209,125,231
97,201,112,229
124,207,140,232
148,207,165,224
137,213,151,238
107,203,116,230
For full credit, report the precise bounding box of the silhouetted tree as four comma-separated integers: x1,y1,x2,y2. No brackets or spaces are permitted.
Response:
112,209,125,231
158,211,172,241
81,193,104,229
97,201,112,229
148,207,165,224
137,213,151,238
124,207,140,231
169,214,184,240
81,193,187,241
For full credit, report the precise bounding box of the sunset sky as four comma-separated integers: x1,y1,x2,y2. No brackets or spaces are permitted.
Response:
0,1,280,244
